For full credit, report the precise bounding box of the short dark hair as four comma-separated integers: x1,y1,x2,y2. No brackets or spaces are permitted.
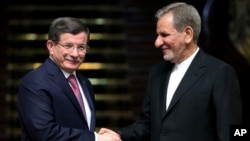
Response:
48,17,90,43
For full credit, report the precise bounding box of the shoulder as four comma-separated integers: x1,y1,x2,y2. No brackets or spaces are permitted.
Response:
20,58,53,85
197,50,237,76
20,65,46,85
197,49,233,68
204,52,233,69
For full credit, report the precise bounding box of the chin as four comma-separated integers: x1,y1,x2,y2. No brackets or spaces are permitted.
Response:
64,65,79,72
163,53,174,62
163,56,171,61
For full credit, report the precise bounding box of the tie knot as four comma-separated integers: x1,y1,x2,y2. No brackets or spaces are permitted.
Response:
67,74,87,120
68,74,78,87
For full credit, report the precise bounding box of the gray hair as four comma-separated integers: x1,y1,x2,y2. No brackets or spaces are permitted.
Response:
155,2,201,42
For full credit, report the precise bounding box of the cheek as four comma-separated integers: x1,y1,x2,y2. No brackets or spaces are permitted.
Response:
171,37,184,50
53,49,67,60
79,54,86,60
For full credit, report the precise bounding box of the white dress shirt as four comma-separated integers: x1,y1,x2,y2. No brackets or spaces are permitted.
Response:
61,70,92,130
166,48,199,110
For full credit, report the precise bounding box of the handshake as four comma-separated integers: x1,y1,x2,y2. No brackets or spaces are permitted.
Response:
97,128,122,141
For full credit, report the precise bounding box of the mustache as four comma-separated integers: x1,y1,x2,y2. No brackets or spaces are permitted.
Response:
160,45,169,49
65,56,82,62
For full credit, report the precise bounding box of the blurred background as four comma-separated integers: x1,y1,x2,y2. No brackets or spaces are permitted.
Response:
1,0,249,140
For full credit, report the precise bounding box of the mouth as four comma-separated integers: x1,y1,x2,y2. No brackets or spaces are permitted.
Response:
161,46,170,52
65,56,81,63
68,59,81,65
161,45,170,49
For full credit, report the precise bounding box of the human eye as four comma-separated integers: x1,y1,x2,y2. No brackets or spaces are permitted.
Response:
77,45,87,50
64,44,73,49
159,32,169,37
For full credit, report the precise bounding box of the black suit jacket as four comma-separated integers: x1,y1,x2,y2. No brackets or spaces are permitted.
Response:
17,57,96,141
119,49,242,141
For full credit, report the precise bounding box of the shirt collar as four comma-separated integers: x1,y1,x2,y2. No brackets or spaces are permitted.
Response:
61,69,76,79
174,47,199,70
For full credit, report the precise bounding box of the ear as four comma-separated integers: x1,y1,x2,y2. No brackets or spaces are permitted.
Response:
46,40,55,55
183,26,193,43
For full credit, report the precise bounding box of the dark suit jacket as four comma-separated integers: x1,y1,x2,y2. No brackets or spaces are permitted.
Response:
17,57,96,141
119,49,242,141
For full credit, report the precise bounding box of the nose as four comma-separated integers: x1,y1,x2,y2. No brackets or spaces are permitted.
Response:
70,47,80,56
154,36,163,48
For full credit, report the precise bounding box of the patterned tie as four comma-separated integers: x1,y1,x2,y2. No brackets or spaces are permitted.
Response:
68,74,87,119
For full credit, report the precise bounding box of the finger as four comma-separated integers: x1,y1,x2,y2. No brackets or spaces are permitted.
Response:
112,135,122,141
98,128,109,134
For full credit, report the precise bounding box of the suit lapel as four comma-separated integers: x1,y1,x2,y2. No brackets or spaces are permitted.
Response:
160,62,174,118
45,58,87,121
77,74,95,131
165,50,206,115
77,74,94,111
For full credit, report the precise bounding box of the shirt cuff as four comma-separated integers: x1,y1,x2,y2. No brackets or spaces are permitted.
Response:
94,131,98,141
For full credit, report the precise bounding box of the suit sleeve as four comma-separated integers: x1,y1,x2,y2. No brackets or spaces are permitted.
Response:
213,64,242,141
118,71,152,141
118,94,151,141
17,77,95,141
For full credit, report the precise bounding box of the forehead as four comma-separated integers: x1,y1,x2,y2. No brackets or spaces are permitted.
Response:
59,32,88,43
156,12,175,33
157,12,174,27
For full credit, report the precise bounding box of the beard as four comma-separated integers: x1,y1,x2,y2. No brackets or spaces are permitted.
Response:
163,51,174,62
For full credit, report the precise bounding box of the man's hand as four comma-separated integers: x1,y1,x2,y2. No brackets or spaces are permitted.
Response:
98,128,122,141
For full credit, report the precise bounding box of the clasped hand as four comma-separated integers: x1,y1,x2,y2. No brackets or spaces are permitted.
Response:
97,128,122,141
